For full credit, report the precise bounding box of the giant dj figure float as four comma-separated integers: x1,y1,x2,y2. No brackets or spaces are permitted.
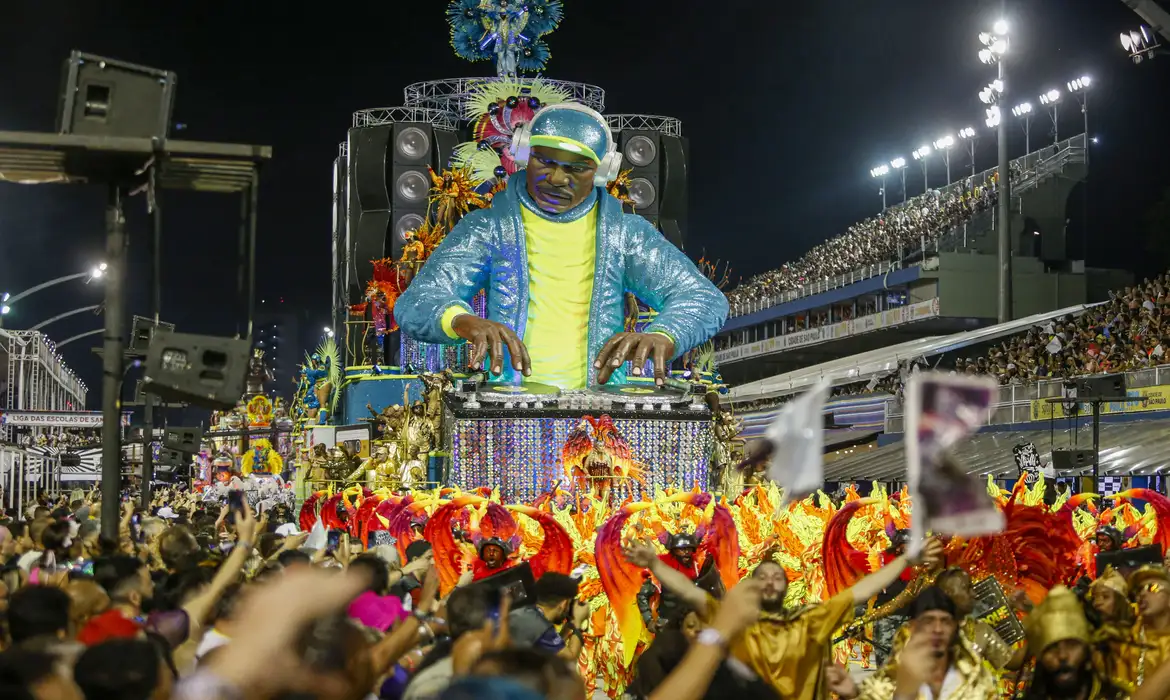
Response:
396,103,728,389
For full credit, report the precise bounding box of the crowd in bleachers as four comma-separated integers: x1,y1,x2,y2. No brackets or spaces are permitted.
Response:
732,273,1170,414
725,172,1000,316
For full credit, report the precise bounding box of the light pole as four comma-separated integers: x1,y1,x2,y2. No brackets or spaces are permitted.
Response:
1039,88,1061,144
1011,101,1033,153
958,127,979,178
890,157,908,203
911,146,932,192
980,18,1012,324
28,304,104,332
0,263,107,328
1067,76,1091,142
932,135,955,185
870,164,890,211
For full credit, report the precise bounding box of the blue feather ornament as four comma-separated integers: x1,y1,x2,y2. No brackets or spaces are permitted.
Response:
450,25,492,62
517,39,551,72
525,0,564,37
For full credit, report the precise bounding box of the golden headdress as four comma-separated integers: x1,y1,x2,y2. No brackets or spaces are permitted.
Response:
1128,564,1170,593
1024,585,1091,653
1091,566,1129,599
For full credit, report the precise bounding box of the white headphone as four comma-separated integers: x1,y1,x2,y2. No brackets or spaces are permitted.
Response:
511,102,623,188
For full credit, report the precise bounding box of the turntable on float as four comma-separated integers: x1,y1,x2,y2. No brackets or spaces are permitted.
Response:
444,379,713,502
448,379,706,417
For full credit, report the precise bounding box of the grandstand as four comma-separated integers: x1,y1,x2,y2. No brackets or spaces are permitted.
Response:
714,134,1132,387
729,270,1170,492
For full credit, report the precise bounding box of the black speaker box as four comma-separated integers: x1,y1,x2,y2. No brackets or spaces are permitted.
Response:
619,130,661,221
658,135,689,249
143,331,251,410
1075,374,1127,399
1052,448,1095,472
56,51,177,139
130,316,176,355
163,426,203,454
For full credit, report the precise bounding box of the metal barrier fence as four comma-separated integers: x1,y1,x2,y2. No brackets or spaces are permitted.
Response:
884,362,1170,433
0,445,62,511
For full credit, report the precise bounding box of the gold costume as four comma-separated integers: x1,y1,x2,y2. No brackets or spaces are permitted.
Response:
1105,565,1170,689
707,591,854,700
889,617,1013,672
857,632,999,700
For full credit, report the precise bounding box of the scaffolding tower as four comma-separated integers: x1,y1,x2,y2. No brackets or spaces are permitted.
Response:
0,329,88,442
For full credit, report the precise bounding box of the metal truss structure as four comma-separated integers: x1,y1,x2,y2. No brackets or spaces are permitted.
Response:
0,330,87,442
605,114,684,137
352,107,462,131
403,77,606,116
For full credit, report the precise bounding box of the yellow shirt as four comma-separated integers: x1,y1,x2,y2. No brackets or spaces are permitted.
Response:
516,204,596,390
708,592,855,700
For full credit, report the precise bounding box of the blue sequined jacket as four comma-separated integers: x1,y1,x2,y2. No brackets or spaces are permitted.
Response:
395,175,729,385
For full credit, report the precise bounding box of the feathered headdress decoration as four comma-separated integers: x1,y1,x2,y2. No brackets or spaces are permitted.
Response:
452,78,572,186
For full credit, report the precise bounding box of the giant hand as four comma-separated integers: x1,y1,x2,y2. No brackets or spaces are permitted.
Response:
451,314,531,377
595,332,675,386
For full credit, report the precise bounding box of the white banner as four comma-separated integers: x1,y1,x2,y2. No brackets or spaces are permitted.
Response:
0,411,131,428
716,298,941,364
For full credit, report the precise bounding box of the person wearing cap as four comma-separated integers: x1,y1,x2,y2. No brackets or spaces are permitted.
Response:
849,586,998,700
637,532,701,632
1020,585,1126,699
395,102,727,390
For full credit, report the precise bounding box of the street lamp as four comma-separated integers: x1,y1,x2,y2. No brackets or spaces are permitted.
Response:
890,157,908,203
870,164,890,210
0,263,108,327
979,18,1012,324
1066,75,1092,147
958,126,979,178
1039,89,1062,143
932,135,955,184
911,146,932,191
1011,101,1034,152
1121,26,1161,63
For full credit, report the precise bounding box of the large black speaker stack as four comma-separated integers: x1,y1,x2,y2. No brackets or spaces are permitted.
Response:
616,128,689,250
345,123,462,305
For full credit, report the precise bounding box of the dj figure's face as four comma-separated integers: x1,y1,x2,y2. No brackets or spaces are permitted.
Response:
526,146,597,214
482,544,506,568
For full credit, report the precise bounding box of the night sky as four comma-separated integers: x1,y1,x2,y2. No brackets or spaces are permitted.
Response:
1,0,1167,409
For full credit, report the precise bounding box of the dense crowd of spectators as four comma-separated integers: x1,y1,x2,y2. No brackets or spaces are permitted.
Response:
725,172,1000,316
0,487,775,700
732,273,1170,414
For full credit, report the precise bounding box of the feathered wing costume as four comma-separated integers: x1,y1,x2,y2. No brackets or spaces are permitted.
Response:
951,480,1084,603
425,492,573,596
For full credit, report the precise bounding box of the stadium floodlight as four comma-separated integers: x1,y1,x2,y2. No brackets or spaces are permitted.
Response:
1067,76,1091,92
890,157,907,169
1121,25,1161,64
911,146,932,160
993,19,1009,36
0,305,9,316
324,326,335,338
958,127,977,139
978,48,994,64
1011,102,1033,117
1039,89,1061,105
933,135,954,150
870,164,889,178
985,105,1001,128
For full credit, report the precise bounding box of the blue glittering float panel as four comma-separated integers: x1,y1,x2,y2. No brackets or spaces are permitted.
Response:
340,373,427,424
450,415,713,503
